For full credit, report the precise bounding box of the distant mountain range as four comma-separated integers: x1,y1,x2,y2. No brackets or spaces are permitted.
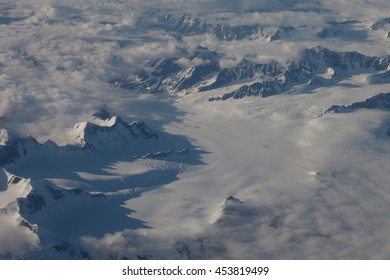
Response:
140,9,295,41
114,46,390,101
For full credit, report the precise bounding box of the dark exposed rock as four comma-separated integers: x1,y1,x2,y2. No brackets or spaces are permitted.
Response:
325,92,390,113
18,192,47,214
136,149,190,159
210,46,390,101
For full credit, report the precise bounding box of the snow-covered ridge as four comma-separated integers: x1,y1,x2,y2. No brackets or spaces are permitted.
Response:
140,10,295,41
210,46,390,100
0,110,158,165
113,46,221,94
115,46,390,99
0,168,32,208
67,116,158,150
0,168,39,257
326,92,390,113
199,59,283,92
0,133,44,166
0,167,112,258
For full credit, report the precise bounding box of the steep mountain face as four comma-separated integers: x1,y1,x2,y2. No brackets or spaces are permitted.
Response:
113,47,221,94
326,92,390,113
67,117,158,152
0,169,32,209
0,110,158,167
140,10,295,41
0,129,58,166
0,169,39,258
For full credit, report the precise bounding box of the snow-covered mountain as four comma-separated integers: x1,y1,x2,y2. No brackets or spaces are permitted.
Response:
113,46,222,93
210,46,390,100
0,129,59,166
140,10,295,41
0,108,199,258
0,169,39,258
0,110,158,165
114,46,390,100
2,0,390,260
67,114,158,153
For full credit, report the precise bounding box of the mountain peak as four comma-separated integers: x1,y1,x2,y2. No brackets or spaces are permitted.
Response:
67,114,158,152
224,195,244,205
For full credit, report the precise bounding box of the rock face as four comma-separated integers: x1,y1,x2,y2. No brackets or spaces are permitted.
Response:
136,149,190,159
199,60,283,92
0,132,45,166
325,92,390,113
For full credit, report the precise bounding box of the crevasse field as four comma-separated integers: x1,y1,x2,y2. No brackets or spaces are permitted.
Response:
1,0,390,259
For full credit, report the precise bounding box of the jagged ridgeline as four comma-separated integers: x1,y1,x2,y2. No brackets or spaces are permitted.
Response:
140,9,295,41
0,108,158,165
326,92,390,113
113,46,390,100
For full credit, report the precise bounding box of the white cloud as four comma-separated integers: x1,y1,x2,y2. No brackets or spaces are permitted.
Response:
0,215,40,258
176,57,210,67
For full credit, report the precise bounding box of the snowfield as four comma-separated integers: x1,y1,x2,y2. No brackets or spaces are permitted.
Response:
1,0,390,259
